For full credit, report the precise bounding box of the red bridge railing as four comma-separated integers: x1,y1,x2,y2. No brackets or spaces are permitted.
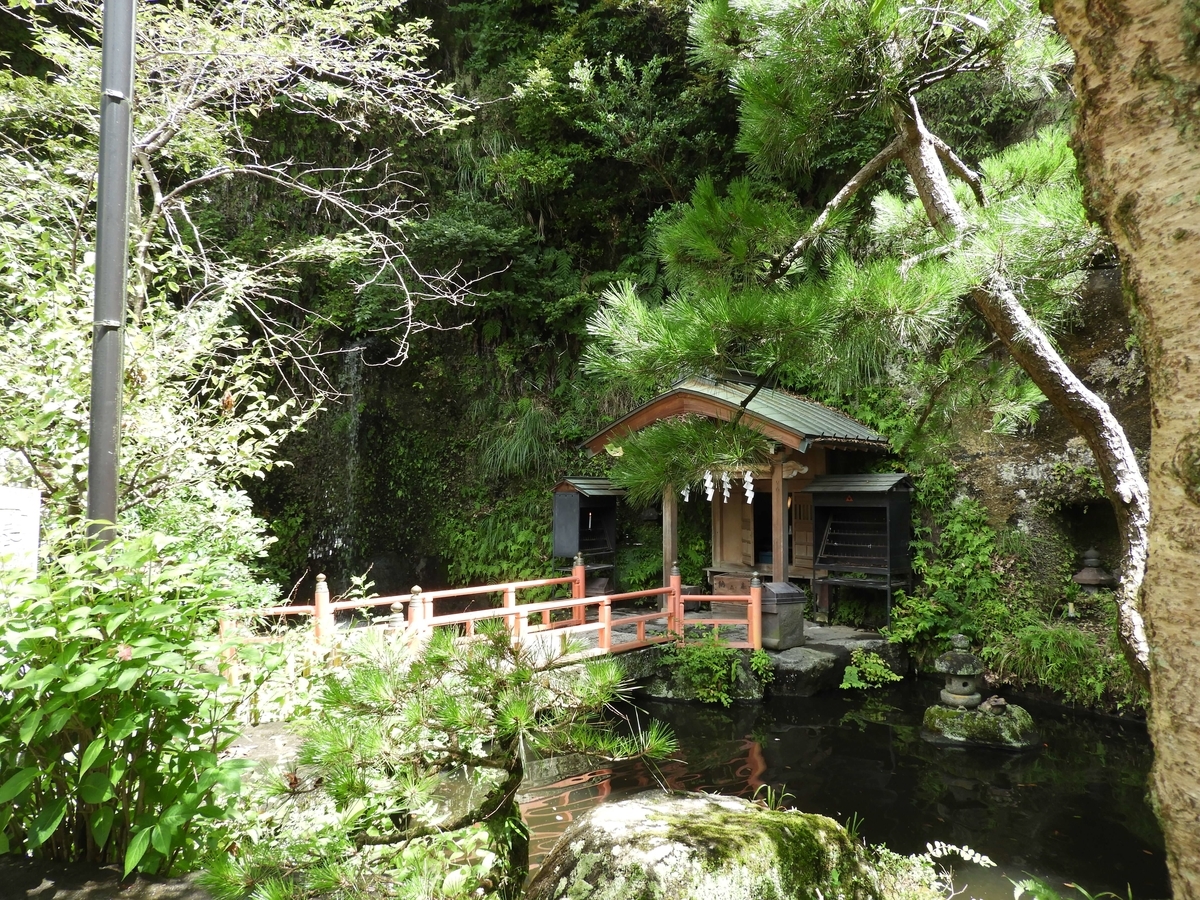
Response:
226,558,762,658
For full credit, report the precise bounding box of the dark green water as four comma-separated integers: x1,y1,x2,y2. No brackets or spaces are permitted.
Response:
521,682,1169,899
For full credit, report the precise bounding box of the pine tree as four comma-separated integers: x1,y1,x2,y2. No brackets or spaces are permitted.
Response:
203,627,675,899
589,0,1150,678
1052,2,1200,892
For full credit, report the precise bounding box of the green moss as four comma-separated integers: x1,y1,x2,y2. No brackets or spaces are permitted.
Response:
655,805,874,900
530,793,878,900
1183,0,1200,62
922,704,1038,749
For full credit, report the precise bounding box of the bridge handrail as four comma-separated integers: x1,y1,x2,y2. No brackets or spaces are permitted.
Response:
224,559,762,653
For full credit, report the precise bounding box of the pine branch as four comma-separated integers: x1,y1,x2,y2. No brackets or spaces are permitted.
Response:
905,42,991,94
931,134,986,207
770,136,904,280
353,764,522,848
898,237,962,276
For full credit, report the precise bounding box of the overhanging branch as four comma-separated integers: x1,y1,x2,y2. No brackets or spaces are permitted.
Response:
930,134,986,207
770,136,904,280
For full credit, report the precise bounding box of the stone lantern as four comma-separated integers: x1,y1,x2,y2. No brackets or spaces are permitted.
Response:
935,634,983,709
922,633,1039,750
1069,548,1116,619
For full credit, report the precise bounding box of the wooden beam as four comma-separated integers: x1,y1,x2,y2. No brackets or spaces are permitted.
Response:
583,390,811,454
772,460,785,583
662,487,678,588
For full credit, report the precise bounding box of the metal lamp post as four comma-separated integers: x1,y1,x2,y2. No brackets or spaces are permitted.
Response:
86,0,136,540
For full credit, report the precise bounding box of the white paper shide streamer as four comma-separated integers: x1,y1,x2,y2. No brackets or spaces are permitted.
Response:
743,470,754,503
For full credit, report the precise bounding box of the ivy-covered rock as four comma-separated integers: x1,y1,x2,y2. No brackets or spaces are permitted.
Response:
922,703,1039,750
641,644,766,705
525,790,879,900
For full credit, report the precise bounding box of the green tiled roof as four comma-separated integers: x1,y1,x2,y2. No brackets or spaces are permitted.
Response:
683,378,886,444
582,377,889,452
800,473,913,493
554,477,626,497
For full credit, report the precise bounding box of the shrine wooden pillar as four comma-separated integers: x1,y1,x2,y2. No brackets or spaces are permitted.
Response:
771,459,786,583
663,486,678,588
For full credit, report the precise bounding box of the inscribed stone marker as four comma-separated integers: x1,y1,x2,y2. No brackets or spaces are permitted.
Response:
0,485,41,573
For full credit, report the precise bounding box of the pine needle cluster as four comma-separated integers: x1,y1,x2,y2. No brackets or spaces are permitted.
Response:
607,416,774,507
202,627,675,900
586,124,1102,463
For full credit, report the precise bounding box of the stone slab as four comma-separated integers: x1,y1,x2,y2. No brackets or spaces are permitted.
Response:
768,646,841,697
802,622,908,675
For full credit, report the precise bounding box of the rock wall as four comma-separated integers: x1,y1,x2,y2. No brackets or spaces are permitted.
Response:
951,267,1149,573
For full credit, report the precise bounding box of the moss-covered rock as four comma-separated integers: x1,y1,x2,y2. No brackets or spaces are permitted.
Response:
922,703,1039,750
525,790,878,900
641,651,766,704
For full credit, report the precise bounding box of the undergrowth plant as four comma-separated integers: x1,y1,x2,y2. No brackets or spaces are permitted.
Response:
661,630,742,706
750,648,775,685
662,630,772,706
887,464,1007,660
840,649,902,690
983,615,1145,710
0,533,249,875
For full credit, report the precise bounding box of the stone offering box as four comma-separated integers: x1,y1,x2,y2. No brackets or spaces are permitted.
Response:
761,580,806,651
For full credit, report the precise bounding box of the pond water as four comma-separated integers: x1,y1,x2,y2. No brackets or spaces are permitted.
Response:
521,682,1169,899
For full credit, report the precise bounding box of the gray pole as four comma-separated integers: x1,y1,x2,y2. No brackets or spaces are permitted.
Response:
86,0,136,540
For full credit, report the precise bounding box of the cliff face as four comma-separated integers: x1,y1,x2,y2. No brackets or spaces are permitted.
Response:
951,267,1149,576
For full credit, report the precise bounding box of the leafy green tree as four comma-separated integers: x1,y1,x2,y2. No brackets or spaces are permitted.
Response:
1,0,472,581
202,627,675,899
587,0,1150,678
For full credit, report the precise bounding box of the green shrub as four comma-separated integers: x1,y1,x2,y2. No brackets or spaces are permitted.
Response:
840,649,903,690
661,630,773,706
0,534,248,874
750,647,775,684
984,619,1145,710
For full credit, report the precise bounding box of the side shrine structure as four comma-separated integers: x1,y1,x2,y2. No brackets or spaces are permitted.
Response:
580,377,913,619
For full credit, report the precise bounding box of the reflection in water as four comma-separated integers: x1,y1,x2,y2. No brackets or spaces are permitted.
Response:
520,682,1169,900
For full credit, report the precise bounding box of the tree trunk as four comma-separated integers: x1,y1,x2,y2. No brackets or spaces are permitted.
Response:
1050,2,1200,895
893,98,1152,678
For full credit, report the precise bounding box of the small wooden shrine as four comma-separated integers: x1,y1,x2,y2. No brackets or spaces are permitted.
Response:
551,476,624,594
803,473,914,621
582,377,908,606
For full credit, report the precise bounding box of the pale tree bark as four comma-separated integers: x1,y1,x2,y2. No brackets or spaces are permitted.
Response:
1051,2,1200,895
891,97,1152,679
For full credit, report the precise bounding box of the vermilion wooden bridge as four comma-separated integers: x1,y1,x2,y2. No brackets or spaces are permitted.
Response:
235,555,763,657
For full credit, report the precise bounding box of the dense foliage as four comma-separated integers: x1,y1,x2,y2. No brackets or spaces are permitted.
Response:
0,535,247,873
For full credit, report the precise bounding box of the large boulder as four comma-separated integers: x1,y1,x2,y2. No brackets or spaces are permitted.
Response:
525,790,878,900
802,625,908,676
922,702,1039,750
